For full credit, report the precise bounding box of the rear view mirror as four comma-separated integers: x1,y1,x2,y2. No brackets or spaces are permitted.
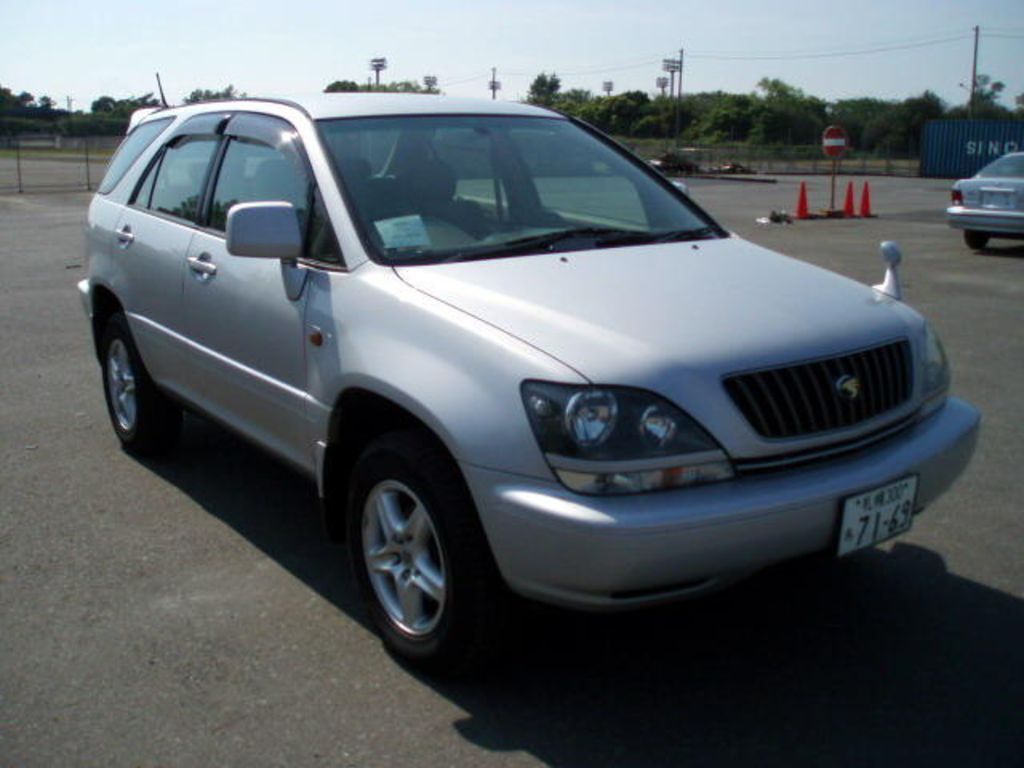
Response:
226,202,302,260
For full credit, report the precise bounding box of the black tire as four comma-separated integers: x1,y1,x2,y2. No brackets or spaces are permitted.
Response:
347,429,507,674
99,312,182,456
964,230,990,250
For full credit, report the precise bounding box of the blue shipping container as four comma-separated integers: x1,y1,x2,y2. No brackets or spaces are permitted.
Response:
920,120,1024,178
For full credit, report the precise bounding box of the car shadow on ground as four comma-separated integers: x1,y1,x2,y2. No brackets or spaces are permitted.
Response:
144,415,1023,768
977,243,1024,258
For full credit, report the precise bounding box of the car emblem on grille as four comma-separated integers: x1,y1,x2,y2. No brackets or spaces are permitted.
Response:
835,374,861,401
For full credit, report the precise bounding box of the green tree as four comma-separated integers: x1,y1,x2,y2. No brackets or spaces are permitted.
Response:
0,84,15,110
183,85,244,104
527,72,561,107
558,88,594,106
748,78,827,145
90,93,160,116
828,98,892,150
325,80,362,93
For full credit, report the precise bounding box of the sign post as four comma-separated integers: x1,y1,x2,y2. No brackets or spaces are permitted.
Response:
822,125,848,214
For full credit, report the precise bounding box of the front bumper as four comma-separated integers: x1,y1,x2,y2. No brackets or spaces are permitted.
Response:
462,397,979,610
77,278,92,317
946,206,1024,235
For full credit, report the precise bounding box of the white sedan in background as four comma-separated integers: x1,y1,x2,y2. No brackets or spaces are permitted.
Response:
947,152,1024,250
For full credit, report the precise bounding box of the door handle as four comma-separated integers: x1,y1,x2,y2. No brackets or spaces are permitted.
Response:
187,252,218,277
116,225,134,248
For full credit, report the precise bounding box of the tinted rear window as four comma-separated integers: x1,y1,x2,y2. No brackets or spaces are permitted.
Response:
977,154,1024,179
97,118,173,195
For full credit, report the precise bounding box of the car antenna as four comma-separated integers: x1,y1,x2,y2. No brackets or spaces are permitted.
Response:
155,72,169,107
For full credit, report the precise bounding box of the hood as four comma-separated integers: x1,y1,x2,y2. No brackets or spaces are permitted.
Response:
394,236,925,457
395,236,921,387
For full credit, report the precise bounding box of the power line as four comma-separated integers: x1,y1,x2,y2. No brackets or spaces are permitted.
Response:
687,34,970,61
434,27,1018,92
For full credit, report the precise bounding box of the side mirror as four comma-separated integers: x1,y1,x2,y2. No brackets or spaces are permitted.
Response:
226,202,303,261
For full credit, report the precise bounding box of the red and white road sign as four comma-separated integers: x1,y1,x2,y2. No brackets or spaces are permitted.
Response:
822,125,848,158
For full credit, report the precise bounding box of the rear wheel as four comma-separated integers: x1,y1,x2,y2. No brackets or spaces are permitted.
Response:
347,429,506,674
964,230,990,250
100,313,182,456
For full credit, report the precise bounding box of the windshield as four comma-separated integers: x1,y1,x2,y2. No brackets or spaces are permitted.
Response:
977,153,1024,179
318,115,721,265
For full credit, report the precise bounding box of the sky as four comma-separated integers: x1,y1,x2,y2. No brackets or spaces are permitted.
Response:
2,0,1022,113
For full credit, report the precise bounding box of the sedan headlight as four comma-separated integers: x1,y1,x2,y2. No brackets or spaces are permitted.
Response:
922,322,950,403
522,382,734,495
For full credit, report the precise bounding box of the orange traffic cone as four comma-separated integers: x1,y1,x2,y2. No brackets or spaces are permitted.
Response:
796,181,810,219
860,181,874,217
843,181,856,217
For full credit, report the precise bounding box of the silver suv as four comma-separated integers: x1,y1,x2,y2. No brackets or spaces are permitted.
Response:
81,95,979,671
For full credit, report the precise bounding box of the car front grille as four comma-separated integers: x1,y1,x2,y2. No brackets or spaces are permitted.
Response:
724,340,913,439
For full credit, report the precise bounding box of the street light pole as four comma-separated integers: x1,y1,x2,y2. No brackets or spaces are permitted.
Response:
675,47,684,144
968,25,979,119
370,58,388,89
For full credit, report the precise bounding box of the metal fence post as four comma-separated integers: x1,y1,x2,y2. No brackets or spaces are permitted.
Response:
84,137,92,191
15,135,23,193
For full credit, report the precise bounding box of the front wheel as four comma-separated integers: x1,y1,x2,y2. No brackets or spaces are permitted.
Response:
100,313,182,456
347,430,506,674
963,230,990,250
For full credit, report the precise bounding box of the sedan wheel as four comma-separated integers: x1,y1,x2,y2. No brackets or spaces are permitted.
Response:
964,230,990,250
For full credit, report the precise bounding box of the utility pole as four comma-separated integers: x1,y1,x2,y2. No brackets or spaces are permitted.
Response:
662,57,681,145
675,47,684,144
968,25,979,119
489,67,501,100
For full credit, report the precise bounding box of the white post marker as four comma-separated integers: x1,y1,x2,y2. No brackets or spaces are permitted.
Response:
822,124,848,213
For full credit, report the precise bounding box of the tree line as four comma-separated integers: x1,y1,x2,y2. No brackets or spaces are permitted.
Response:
525,72,1023,154
3,74,1022,151
0,84,244,136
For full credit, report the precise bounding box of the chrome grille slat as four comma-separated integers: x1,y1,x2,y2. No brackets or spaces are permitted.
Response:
725,340,913,439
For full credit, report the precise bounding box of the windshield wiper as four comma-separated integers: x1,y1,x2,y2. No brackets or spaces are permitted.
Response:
650,226,720,243
436,225,721,264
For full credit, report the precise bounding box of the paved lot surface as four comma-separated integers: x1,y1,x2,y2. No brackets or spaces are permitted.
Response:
1,179,1021,767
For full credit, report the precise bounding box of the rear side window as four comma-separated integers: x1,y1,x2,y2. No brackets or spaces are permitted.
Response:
97,118,173,195
144,137,220,221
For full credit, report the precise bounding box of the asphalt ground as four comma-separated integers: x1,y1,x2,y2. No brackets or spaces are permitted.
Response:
1,178,1021,767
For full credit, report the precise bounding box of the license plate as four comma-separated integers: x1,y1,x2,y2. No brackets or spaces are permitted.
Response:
981,190,1013,209
837,476,918,557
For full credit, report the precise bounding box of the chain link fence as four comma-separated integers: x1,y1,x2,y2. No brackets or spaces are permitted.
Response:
1,132,923,195
621,139,920,178
0,135,118,193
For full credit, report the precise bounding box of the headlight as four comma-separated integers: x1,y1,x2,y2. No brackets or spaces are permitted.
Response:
522,382,734,495
922,322,950,402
